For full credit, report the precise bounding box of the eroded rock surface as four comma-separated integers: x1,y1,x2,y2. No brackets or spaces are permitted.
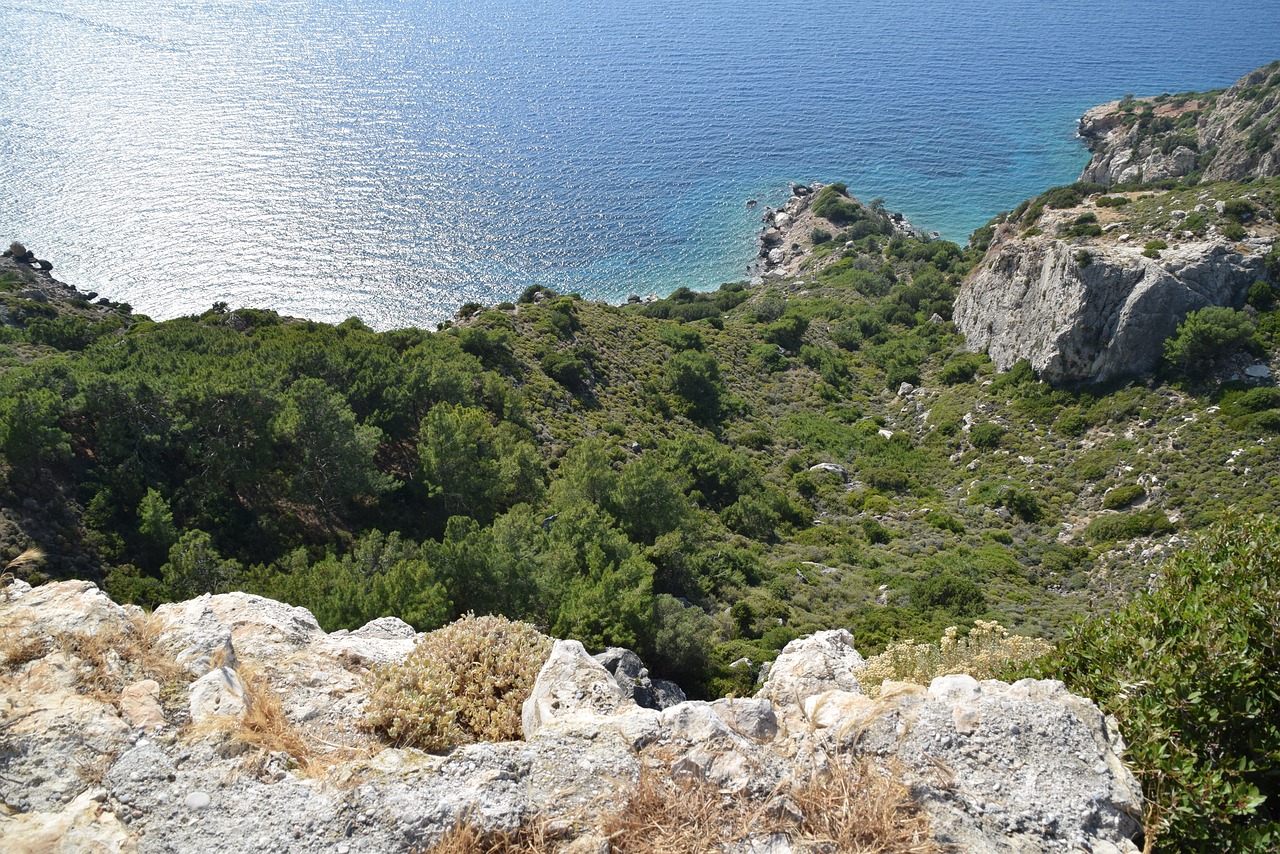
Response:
0,581,1143,853
1080,61,1280,186
956,234,1269,384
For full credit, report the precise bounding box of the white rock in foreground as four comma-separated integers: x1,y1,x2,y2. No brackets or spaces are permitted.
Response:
0,581,1143,853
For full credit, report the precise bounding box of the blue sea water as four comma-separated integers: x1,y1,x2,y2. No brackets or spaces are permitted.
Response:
1,1,1277,329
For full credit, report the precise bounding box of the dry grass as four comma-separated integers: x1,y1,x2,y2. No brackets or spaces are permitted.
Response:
418,753,937,854
59,612,191,704
0,546,45,596
421,815,573,854
228,664,313,763
189,663,377,778
0,632,49,671
604,756,938,854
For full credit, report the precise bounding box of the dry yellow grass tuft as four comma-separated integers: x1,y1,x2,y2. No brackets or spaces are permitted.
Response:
1,546,46,595
225,664,314,766
58,612,192,704
420,815,571,854
0,632,49,671
857,621,1053,697
605,756,937,854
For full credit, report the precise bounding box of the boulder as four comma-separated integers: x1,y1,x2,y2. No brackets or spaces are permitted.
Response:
594,647,685,710
522,640,627,739
119,679,166,731
756,629,866,729
188,666,248,723
819,675,1144,853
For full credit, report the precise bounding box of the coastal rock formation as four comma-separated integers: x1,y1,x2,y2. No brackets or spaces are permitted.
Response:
955,233,1270,384
751,182,927,281
1080,60,1280,186
0,580,1144,853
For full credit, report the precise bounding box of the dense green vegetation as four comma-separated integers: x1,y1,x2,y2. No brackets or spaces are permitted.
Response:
2,146,1280,848
1035,515,1280,851
3,208,1278,707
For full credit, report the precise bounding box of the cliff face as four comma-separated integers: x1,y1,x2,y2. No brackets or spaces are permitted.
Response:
956,232,1269,384
0,580,1144,854
1080,61,1280,186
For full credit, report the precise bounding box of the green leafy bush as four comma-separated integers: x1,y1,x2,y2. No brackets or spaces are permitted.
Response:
810,183,863,225
1164,307,1260,374
363,614,552,752
1102,484,1146,510
1143,239,1168,259
1233,387,1280,413
1095,195,1130,208
1036,516,1280,850
938,352,985,385
1084,509,1174,543
969,423,1005,450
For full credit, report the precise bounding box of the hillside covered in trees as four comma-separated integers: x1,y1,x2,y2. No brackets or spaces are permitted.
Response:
3,175,1278,701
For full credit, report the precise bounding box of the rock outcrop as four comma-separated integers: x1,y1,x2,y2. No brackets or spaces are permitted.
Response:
956,233,1270,384
1080,61,1280,186
0,580,1144,853
750,183,926,281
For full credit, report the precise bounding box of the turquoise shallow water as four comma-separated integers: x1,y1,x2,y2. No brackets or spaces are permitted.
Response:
1,0,1278,328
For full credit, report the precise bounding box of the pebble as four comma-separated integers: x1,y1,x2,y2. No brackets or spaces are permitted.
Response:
185,791,212,809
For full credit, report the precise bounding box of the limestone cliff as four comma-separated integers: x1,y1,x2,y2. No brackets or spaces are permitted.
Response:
0,580,1144,853
1080,60,1280,186
956,229,1271,384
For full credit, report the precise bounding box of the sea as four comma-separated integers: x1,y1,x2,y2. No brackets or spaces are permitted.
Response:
1,0,1278,329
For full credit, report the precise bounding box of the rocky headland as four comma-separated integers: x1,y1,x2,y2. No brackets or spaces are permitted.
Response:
751,183,928,282
1079,60,1280,186
955,61,1280,385
0,581,1143,853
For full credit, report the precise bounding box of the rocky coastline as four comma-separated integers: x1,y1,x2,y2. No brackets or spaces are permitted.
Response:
749,182,930,282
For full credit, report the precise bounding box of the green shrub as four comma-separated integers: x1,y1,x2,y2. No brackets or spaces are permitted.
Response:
862,518,892,544
1233,387,1280,413
363,614,552,752
1164,307,1260,374
1221,199,1256,222
1222,222,1247,241
811,184,863,225
1095,195,1130,208
1102,483,1145,510
969,423,1005,450
913,571,986,618
1000,487,1043,523
1266,244,1280,282
810,227,833,245
540,348,593,393
1055,410,1090,438
924,510,965,534
1084,509,1174,543
1252,410,1280,432
938,352,985,385
1246,280,1276,310
1074,249,1093,268
1036,516,1280,849
829,320,862,351
1143,239,1168,259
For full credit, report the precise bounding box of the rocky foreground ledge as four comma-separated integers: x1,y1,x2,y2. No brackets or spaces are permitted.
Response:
0,581,1142,853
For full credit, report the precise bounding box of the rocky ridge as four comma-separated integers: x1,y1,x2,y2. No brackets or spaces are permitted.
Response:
0,580,1143,853
956,217,1274,385
1079,61,1280,186
955,60,1280,385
